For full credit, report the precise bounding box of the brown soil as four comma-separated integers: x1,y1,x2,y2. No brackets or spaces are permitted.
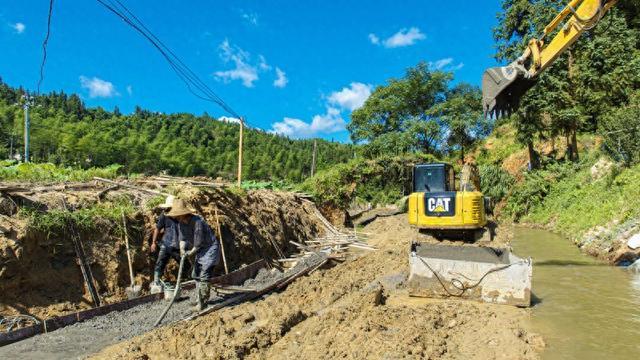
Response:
0,182,323,322
91,215,543,360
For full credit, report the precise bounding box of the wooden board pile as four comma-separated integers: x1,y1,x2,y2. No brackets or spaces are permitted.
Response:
277,205,377,268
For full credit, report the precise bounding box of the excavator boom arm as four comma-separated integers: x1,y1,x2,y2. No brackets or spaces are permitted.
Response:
482,0,617,118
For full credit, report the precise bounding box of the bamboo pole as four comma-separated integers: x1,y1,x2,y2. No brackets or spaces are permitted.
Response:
214,207,229,274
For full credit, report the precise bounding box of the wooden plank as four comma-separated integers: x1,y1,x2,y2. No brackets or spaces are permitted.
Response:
209,259,266,286
93,177,169,196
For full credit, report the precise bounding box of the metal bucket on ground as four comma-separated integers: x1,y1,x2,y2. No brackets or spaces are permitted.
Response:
163,284,180,300
407,242,532,307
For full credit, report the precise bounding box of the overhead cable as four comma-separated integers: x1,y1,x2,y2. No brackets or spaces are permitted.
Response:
95,0,243,121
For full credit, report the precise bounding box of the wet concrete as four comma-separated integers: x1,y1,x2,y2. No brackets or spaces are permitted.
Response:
0,254,328,359
512,227,640,359
0,288,211,360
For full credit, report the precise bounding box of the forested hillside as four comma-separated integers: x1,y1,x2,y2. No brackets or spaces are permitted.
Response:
0,80,353,181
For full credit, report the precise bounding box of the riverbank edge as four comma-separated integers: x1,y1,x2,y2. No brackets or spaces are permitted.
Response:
509,219,640,266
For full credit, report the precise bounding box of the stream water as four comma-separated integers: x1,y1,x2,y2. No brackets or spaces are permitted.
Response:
511,227,640,359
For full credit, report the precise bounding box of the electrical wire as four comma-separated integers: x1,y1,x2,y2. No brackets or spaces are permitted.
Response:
95,0,245,123
37,0,55,96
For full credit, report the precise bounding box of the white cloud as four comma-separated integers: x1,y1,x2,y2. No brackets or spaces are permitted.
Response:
273,67,288,88
218,116,241,124
270,107,345,139
126,85,133,95
214,39,259,87
327,82,372,111
432,58,453,70
428,58,465,71
370,27,426,48
258,55,270,71
11,22,25,34
79,76,118,98
241,11,258,26
269,82,371,138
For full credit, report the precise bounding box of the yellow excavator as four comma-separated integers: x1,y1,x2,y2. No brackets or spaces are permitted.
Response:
408,0,618,307
482,0,617,118
407,162,488,241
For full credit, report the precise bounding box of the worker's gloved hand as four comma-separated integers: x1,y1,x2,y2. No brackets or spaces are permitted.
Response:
179,241,188,258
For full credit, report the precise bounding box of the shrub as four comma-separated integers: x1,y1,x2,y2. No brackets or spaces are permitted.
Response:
479,164,514,202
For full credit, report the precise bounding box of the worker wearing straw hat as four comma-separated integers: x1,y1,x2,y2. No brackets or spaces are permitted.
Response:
150,195,181,293
168,199,220,311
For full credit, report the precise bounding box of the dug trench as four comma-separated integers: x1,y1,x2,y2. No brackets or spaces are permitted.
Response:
0,182,324,322
89,214,543,360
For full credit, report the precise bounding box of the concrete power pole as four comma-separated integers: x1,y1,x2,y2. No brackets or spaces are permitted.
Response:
237,117,244,187
310,139,317,177
22,95,34,163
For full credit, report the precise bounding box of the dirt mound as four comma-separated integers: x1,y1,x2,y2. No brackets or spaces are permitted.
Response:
0,181,324,321
91,215,543,360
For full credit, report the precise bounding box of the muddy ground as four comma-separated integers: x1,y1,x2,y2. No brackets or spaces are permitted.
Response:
89,215,544,360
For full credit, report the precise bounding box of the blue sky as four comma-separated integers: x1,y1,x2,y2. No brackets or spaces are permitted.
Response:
0,0,502,142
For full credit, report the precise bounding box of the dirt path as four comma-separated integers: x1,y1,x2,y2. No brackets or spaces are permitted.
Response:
89,215,543,360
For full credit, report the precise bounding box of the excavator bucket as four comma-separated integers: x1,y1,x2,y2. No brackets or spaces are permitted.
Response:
482,65,536,119
407,242,532,307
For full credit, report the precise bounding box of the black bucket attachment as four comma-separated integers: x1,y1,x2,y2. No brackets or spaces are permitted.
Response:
482,65,536,119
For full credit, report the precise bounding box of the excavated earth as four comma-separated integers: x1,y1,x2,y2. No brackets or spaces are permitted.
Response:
89,215,544,360
0,180,323,321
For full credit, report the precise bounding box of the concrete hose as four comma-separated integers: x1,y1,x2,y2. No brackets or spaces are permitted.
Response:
153,255,186,327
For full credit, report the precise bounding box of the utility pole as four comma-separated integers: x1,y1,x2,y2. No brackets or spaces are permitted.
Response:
9,135,13,160
237,117,244,187
310,139,317,177
22,95,34,163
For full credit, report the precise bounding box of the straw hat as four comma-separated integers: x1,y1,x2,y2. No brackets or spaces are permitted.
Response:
158,195,175,209
166,198,196,217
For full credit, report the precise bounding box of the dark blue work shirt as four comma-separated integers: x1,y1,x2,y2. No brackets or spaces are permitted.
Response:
177,215,217,250
156,213,179,248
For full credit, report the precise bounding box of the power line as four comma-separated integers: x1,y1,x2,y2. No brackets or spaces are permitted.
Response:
37,0,55,95
95,0,245,122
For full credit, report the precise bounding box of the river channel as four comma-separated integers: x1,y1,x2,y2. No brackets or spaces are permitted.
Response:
511,227,640,359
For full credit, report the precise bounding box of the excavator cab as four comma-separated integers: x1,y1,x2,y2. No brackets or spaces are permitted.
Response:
413,163,455,193
408,163,487,233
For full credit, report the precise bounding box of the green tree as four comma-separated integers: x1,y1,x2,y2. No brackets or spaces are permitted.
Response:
349,62,451,154
426,83,490,160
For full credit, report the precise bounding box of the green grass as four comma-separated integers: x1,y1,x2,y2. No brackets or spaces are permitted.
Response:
20,196,136,238
0,162,123,182
513,158,640,240
476,125,523,166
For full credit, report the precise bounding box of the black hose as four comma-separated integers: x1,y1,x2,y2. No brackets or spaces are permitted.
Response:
414,253,520,297
153,255,186,327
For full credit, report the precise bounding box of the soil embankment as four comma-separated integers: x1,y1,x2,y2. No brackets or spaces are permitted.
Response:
0,180,323,321
92,215,543,360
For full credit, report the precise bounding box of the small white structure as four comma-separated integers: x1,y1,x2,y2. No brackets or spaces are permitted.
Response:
408,243,532,307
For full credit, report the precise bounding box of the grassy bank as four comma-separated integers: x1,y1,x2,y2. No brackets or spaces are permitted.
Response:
0,161,123,182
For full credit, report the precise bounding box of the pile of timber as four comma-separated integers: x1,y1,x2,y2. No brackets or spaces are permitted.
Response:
278,205,377,268
135,175,227,189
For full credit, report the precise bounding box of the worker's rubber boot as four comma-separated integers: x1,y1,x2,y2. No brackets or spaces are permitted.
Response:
150,271,163,294
194,282,210,312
